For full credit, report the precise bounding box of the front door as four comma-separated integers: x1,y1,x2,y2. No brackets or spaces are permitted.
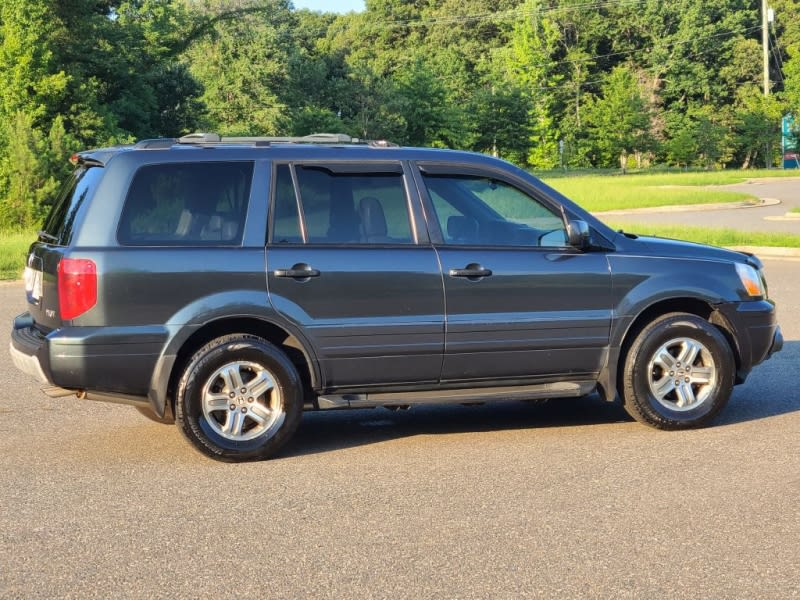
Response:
415,165,613,383
267,162,444,388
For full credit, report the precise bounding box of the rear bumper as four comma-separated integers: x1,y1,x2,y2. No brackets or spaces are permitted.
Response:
10,311,167,398
715,299,782,383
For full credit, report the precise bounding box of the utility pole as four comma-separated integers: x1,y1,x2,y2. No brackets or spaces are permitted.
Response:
763,0,770,96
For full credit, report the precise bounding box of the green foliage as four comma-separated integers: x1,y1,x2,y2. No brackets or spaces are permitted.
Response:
734,86,784,167
0,229,33,280
584,65,651,171
1,0,799,232
186,0,296,136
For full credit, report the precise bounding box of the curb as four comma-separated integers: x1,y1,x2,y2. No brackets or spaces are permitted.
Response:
594,197,780,217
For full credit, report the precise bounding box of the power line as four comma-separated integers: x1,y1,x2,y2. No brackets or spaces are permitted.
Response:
526,27,764,94
367,0,646,30
522,24,761,75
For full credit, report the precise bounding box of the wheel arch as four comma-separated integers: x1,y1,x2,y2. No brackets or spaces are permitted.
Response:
598,297,741,402
153,316,319,418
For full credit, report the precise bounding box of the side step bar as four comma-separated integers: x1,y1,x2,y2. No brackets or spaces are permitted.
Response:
317,381,596,410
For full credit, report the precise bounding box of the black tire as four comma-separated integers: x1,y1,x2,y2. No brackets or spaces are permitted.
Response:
135,405,175,425
175,334,303,462
620,313,735,430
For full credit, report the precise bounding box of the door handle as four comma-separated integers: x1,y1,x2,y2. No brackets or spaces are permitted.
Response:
274,264,320,279
448,264,492,278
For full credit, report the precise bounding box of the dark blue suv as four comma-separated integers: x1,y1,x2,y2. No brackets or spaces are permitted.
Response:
9,134,783,461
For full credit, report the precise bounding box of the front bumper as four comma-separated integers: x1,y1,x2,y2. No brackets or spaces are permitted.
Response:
715,299,782,383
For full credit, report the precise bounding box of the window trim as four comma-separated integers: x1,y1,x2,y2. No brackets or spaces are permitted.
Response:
267,160,423,247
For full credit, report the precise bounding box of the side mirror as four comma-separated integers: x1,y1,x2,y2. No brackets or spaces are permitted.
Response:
566,219,590,249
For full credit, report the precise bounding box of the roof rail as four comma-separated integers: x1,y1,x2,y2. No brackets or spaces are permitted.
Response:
134,138,178,149
173,132,397,147
178,132,221,143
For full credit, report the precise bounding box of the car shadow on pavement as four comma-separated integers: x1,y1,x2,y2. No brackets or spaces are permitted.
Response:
284,341,799,459
283,393,634,459
716,340,800,427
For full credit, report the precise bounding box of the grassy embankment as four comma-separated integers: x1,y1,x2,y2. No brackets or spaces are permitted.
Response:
2,169,799,280
538,169,798,212
541,169,800,249
0,230,31,280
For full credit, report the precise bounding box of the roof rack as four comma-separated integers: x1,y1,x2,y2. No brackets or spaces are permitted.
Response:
134,138,178,149
174,132,398,147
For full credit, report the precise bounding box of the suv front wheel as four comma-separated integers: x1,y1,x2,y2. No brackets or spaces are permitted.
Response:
175,334,303,461
621,313,735,430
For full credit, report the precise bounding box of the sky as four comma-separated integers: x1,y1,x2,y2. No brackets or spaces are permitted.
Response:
293,0,365,13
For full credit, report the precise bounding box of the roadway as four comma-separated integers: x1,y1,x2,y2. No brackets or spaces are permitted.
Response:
0,261,798,598
599,178,800,234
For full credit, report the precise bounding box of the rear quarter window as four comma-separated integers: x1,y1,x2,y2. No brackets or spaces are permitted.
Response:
117,161,254,246
41,166,104,246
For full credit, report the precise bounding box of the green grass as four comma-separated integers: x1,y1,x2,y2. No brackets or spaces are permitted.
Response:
0,230,33,280
541,173,755,212
606,222,800,248
537,167,800,184
790,206,800,214
539,168,800,213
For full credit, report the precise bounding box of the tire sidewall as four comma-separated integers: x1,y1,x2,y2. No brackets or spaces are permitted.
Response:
627,316,734,427
177,336,303,461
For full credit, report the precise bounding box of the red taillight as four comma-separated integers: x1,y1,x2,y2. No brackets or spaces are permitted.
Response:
58,258,97,320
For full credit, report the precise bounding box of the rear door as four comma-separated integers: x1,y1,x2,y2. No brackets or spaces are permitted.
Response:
414,163,613,383
266,161,444,388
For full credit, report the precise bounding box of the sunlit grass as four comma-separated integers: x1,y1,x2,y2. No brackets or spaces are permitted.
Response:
0,230,33,280
540,172,759,212
605,222,800,248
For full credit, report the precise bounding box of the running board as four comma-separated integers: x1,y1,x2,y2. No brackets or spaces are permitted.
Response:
317,381,595,410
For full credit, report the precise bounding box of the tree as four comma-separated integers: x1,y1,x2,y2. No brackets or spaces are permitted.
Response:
585,65,651,171
186,0,296,136
734,85,784,168
499,0,562,168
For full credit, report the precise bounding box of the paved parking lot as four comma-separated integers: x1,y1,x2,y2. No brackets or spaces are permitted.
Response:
1,259,799,598
605,179,800,233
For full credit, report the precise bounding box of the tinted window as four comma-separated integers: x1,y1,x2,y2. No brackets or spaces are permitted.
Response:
272,165,303,243
41,167,104,246
118,162,253,245
422,174,566,247
289,165,413,244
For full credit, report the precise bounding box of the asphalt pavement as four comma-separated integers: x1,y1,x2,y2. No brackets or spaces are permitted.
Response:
0,263,798,598
597,178,800,234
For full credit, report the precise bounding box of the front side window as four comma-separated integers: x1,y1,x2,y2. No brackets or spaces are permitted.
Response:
118,161,253,245
422,173,567,247
271,164,413,245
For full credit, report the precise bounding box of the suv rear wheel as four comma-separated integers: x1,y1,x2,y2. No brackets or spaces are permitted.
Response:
175,334,303,462
621,313,735,429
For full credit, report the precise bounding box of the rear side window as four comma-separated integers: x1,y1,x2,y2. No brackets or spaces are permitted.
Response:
270,164,413,245
118,162,254,246
41,166,104,246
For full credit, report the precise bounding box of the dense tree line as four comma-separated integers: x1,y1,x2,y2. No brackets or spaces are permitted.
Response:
2,0,800,228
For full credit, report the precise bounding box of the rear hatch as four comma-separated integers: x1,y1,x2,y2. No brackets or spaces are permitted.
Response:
25,161,105,332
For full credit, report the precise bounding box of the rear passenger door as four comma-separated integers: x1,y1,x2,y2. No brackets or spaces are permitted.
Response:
266,161,445,388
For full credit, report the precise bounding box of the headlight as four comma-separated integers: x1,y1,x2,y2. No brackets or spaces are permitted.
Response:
735,263,766,297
